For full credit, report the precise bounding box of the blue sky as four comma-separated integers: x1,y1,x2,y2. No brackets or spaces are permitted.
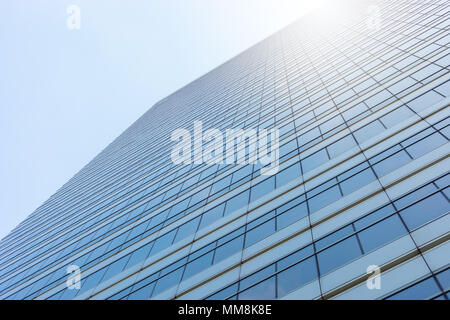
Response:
0,0,324,240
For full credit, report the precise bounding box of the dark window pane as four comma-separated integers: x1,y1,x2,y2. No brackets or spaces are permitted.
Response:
173,216,200,243
240,264,276,292
308,185,341,213
394,183,436,210
127,282,155,300
372,150,411,177
250,177,275,203
245,218,276,247
406,132,447,159
213,235,244,263
277,201,308,230
317,236,362,275
200,203,225,229
206,283,238,300
225,191,250,215
436,268,450,291
387,277,441,300
277,256,318,297
358,215,407,253
316,225,354,251
182,251,214,281
151,268,183,298
276,163,301,187
400,193,450,230
340,168,376,196
302,149,329,173
354,204,395,230
238,276,276,300
327,135,357,158
150,229,176,255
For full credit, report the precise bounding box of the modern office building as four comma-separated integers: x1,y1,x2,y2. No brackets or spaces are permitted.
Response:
0,0,449,300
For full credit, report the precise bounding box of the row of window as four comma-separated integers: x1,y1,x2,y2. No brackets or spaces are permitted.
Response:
0,0,447,299
5,113,449,299
104,173,449,300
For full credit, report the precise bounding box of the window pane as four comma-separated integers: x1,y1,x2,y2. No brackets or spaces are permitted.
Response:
316,225,354,251
277,245,315,270
406,132,447,159
327,135,357,158
225,191,250,215
302,149,329,173
407,90,444,112
394,183,436,210
238,276,276,300
372,150,411,177
277,201,308,230
206,283,238,300
297,127,320,148
78,267,107,296
151,268,183,298
245,218,276,247
182,251,214,281
211,175,231,194
213,235,244,263
239,264,276,292
380,106,414,128
387,277,441,300
436,268,450,291
400,193,450,230
250,176,275,203
354,120,385,143
434,81,450,97
308,185,341,213
102,255,130,282
358,215,407,253
127,282,155,300
125,242,153,269
354,204,395,230
150,229,176,255
434,174,450,189
173,217,200,243
277,256,318,297
317,236,362,275
200,203,225,229
340,168,376,196
276,163,301,187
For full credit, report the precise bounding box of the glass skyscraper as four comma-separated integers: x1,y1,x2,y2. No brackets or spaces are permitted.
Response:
0,0,449,300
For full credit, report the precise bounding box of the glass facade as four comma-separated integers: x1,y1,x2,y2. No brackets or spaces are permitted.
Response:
0,0,449,300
